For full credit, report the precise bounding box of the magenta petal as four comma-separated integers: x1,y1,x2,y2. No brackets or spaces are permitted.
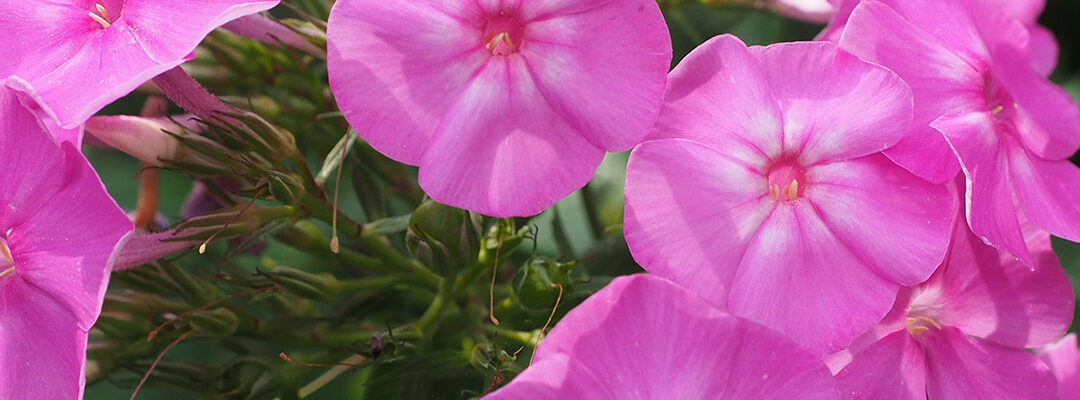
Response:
0,88,66,228
991,46,1080,160
488,275,839,399
840,1,985,183
933,112,1031,264
936,210,1074,348
327,0,490,164
923,326,1059,400
8,28,186,129
121,0,280,62
835,331,927,400
751,42,913,165
1036,334,1080,400
1027,25,1059,77
807,154,952,286
417,60,604,217
0,280,87,400
625,138,773,309
8,143,132,330
1007,141,1080,244
729,202,899,353
0,1,94,84
648,34,783,162
520,0,669,152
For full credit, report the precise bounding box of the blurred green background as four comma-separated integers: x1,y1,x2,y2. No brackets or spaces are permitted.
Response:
84,1,1080,398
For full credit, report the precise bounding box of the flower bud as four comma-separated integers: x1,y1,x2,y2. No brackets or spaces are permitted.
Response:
406,200,482,275
511,257,575,312
186,308,240,337
264,266,340,301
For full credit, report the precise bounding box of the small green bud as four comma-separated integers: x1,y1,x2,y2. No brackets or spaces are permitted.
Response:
186,308,239,337
406,200,482,275
265,266,340,300
512,257,575,311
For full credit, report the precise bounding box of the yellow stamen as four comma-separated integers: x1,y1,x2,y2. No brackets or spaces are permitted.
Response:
991,105,1004,115
485,32,514,54
89,12,110,29
0,266,14,278
769,184,780,201
89,3,112,29
0,242,11,265
96,4,111,22
784,180,799,201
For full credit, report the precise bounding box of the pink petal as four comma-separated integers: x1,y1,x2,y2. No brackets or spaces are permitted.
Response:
992,46,1080,161
1007,140,1080,244
417,59,604,217
933,111,1031,265
840,1,986,183
751,41,913,165
923,326,1059,400
1035,334,1080,400
488,275,839,399
121,0,280,62
0,1,95,85
872,0,989,61
935,208,1074,348
519,0,669,152
7,29,188,129
806,154,952,286
8,143,132,330
815,0,858,42
728,202,899,353
835,331,927,400
327,0,490,164
625,138,773,309
1027,24,1059,77
647,34,783,164
0,88,67,228
0,280,87,400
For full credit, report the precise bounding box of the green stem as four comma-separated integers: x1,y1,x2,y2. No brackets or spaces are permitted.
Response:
480,324,536,347
414,277,453,336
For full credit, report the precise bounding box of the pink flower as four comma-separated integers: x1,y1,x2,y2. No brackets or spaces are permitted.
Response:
821,0,1057,76
828,203,1074,400
484,274,840,399
624,34,952,353
1036,334,1080,400
326,0,671,217
838,0,1080,265
0,0,280,128
0,87,133,399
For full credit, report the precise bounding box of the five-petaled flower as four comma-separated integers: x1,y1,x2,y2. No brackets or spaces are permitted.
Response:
326,0,671,217
625,34,953,354
838,0,1080,265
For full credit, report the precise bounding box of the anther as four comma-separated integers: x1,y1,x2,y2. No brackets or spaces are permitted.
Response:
991,105,1004,115
89,3,112,29
485,32,515,56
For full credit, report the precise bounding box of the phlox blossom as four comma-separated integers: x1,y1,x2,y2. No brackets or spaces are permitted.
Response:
484,274,840,400
0,0,279,128
838,0,1080,265
820,0,1058,76
828,198,1074,400
326,0,671,217
625,34,952,353
0,86,133,399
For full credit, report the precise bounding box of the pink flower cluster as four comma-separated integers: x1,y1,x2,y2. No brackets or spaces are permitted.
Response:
312,0,1080,397
0,0,1076,397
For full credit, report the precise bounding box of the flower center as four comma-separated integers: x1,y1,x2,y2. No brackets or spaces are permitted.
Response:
766,159,805,202
481,12,525,56
88,3,117,29
983,71,1016,123
905,288,944,337
0,236,13,280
